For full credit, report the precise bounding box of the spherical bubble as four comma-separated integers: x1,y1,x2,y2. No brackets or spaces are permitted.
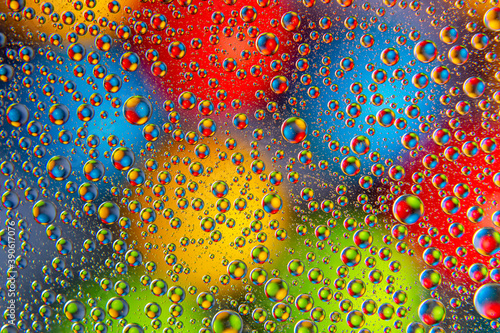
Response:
405,104,420,119
197,292,215,310
353,230,373,248
418,299,446,326
350,135,370,155
250,267,268,285
189,162,204,177
422,154,440,169
358,34,375,48
212,181,228,198
230,113,248,130
440,26,459,44
6,103,29,127
125,249,143,267
347,279,366,298
469,263,489,283
281,117,308,144
67,43,86,61
420,269,442,290
345,102,361,118
103,74,122,93
307,268,323,284
376,108,395,127
123,323,143,333
270,75,289,94
295,294,314,312
441,196,460,215
198,118,217,137
228,260,247,280
211,310,243,333
431,66,450,85
268,171,283,186
120,52,140,72
151,61,167,77
261,193,283,214
77,104,94,122
265,278,288,302
474,283,500,319
485,7,500,31
97,202,120,224
111,147,135,171
6,0,25,11
473,227,500,256
185,131,199,145
494,173,500,187
272,303,291,322
463,77,485,98
281,12,301,31
287,259,305,276
95,34,113,51
48,104,70,125
480,137,497,153
123,96,152,125
361,299,377,316
341,246,361,267
346,310,365,329
313,225,329,241
256,33,279,56
240,5,257,23
493,211,500,227
0,161,13,176
33,200,57,225
0,324,18,333
414,40,437,63
341,57,355,71
0,64,14,82
106,297,129,319
448,45,469,65
471,33,490,50
467,205,484,223
412,73,429,89
294,319,318,333
127,168,145,186
200,216,216,233
178,91,196,110
317,286,333,302
168,41,186,59
56,237,73,255
401,132,419,150
422,247,443,266
393,194,424,225
46,156,72,181
406,322,425,333
83,160,105,181
166,286,185,304
24,187,38,202
1,191,19,209
198,100,214,116
150,14,167,30
251,245,270,264
432,128,451,146
391,225,408,241
443,146,459,161
378,303,395,320
150,279,167,296
380,48,399,66
341,156,361,176
96,228,112,245
64,300,86,322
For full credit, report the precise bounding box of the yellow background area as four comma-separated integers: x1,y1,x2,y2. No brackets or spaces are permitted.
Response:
123,132,292,291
